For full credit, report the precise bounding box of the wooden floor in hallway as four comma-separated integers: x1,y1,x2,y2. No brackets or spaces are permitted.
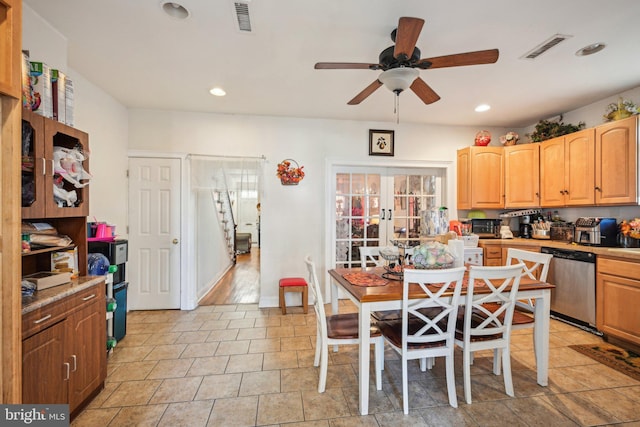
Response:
199,248,260,305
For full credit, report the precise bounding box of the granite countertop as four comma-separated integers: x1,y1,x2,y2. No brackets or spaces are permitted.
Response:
478,238,640,261
22,276,106,315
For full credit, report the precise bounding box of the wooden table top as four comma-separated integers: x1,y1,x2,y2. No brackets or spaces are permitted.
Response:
329,267,555,304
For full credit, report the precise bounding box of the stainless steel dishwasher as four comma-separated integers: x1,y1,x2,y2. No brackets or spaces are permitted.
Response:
540,247,597,329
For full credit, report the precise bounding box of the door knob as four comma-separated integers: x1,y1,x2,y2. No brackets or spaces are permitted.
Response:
172,239,179,245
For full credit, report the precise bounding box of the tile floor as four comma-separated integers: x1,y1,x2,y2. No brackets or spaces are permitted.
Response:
72,301,640,426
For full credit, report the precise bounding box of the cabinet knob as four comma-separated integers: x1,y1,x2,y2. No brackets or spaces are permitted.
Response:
595,186,601,191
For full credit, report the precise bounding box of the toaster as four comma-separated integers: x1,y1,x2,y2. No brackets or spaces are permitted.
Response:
574,217,617,246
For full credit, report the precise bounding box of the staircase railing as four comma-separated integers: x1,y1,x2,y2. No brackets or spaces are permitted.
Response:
213,169,237,264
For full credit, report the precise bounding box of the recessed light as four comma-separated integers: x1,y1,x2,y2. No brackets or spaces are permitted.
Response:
576,43,606,57
475,104,491,112
209,87,226,97
161,1,190,20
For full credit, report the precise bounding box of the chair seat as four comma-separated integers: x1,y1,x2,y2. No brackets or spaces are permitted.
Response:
481,302,535,325
326,312,381,340
455,306,502,341
279,277,307,287
378,308,448,349
371,310,402,322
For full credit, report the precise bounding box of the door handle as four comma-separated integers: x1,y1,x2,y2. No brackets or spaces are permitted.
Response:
64,363,70,381
172,239,179,244
71,355,77,372
388,209,392,220
380,210,385,220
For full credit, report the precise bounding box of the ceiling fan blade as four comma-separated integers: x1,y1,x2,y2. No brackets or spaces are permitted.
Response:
315,62,380,70
347,80,383,105
410,78,441,104
393,17,425,59
416,49,499,69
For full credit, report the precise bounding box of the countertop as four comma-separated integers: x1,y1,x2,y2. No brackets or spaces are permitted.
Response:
478,238,640,261
22,276,106,315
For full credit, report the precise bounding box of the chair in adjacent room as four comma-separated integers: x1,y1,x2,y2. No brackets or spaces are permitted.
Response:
377,266,466,414
304,255,384,393
455,263,524,404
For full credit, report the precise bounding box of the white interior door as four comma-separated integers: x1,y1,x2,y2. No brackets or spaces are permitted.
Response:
128,157,181,310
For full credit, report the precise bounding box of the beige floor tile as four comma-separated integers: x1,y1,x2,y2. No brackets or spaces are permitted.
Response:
227,318,257,329
373,411,430,425
267,325,296,338
158,399,214,427
254,316,282,327
576,388,640,422
206,329,239,342
195,373,242,400
171,321,205,332
71,407,119,427
213,304,239,312
215,339,250,356
417,406,478,427
237,327,266,340
149,376,203,403
257,391,304,425
248,337,281,353
281,367,322,392
146,358,194,379
102,379,163,407
239,370,281,396
116,333,151,347
181,342,220,358
301,388,351,420
108,360,158,382
208,395,259,427
263,350,299,370
175,330,211,344
108,403,168,426
328,415,378,426
200,319,231,330
144,344,187,361
219,311,247,320
192,312,223,322
281,336,313,351
504,395,580,426
109,345,154,363
226,353,264,373
538,392,620,425
243,310,269,319
127,322,175,334
187,355,229,376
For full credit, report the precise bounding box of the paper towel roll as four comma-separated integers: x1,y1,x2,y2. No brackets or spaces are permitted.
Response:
448,239,465,268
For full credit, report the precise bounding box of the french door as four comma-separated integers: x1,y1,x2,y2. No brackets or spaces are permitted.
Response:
333,166,445,268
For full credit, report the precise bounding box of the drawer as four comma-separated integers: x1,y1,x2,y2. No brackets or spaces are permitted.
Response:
22,299,69,339
66,283,103,312
598,257,640,281
485,246,502,258
484,258,503,266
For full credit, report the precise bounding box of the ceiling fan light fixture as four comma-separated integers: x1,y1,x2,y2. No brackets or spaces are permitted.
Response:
378,67,419,93
209,87,226,96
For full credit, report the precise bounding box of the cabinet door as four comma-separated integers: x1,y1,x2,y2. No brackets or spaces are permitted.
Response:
595,116,637,205
565,129,595,206
456,148,471,210
43,119,90,217
504,144,539,208
67,297,106,413
539,137,566,207
0,0,21,99
470,147,504,209
21,109,47,218
22,320,68,405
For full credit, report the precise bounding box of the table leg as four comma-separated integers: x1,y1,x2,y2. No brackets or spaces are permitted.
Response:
533,290,550,386
330,277,339,316
358,303,371,415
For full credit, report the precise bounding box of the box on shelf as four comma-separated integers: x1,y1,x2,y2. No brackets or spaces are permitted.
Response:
22,51,31,108
51,69,66,124
29,61,53,118
65,77,74,127
51,247,79,279
23,271,72,291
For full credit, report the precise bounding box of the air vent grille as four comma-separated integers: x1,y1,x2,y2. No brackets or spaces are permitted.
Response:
234,2,252,32
521,34,572,59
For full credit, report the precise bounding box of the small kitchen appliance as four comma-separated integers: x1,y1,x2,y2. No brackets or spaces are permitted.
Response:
574,217,617,247
470,218,500,238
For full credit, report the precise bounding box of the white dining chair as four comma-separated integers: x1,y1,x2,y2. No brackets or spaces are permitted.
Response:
304,255,384,393
358,246,384,268
455,263,524,404
377,266,466,414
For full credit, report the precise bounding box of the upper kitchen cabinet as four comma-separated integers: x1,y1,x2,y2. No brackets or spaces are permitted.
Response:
457,146,504,210
595,115,638,205
539,129,595,207
0,0,21,99
22,110,90,219
504,143,539,208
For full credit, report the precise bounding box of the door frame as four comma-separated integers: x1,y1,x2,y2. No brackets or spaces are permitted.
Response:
324,157,454,297
128,151,195,310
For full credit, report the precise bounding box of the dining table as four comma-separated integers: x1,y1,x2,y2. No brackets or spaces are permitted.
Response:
328,266,555,416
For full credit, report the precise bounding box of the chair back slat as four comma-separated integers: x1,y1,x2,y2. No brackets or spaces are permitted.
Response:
305,256,328,338
358,246,384,268
506,248,552,282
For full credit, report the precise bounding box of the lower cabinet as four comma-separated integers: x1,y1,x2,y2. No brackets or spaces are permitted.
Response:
22,281,106,416
596,257,640,352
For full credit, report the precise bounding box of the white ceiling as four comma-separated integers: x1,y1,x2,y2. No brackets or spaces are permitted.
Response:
23,0,640,127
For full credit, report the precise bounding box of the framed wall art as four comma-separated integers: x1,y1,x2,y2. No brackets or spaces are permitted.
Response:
369,129,394,156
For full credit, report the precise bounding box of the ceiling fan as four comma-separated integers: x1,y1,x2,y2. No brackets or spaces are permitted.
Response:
315,17,499,105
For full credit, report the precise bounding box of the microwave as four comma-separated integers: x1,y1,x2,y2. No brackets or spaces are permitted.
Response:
470,218,501,238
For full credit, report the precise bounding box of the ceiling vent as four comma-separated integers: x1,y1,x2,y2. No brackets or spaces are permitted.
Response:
521,34,573,59
233,1,252,32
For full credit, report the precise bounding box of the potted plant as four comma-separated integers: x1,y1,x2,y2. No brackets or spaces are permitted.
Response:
604,97,638,122
526,118,585,143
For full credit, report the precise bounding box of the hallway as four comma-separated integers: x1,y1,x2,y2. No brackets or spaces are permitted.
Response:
199,249,260,305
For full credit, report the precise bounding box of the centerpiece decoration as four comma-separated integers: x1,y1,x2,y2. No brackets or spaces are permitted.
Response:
526,118,585,142
276,159,305,185
500,131,519,146
619,218,640,248
474,130,491,146
412,241,456,269
604,97,638,122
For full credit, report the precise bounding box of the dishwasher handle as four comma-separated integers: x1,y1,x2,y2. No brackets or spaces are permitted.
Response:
541,247,595,263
